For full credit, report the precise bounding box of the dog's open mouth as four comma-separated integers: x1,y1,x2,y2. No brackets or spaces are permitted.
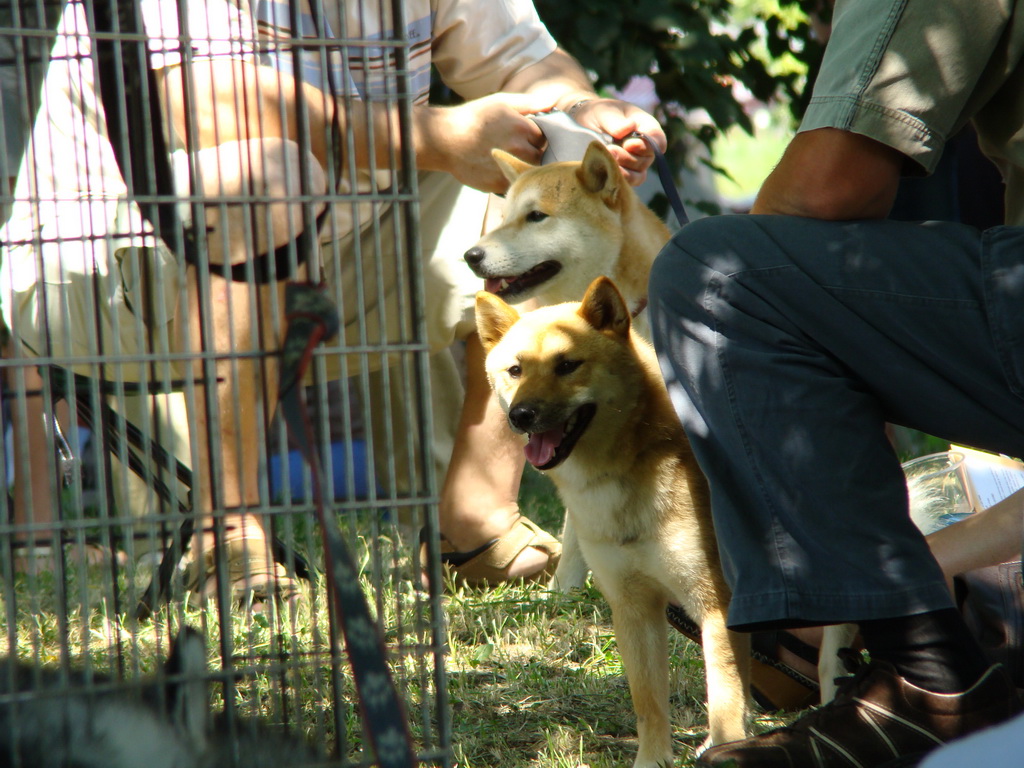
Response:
523,403,595,470
485,260,561,299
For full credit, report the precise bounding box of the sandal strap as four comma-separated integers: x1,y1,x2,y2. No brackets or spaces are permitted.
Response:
667,603,820,711
186,513,278,586
484,517,557,570
753,628,821,667
441,538,498,567
429,515,561,586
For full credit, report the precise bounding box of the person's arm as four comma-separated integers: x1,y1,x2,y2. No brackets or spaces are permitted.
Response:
159,57,547,194
751,128,904,219
159,48,665,196
157,59,334,160
416,47,667,191
927,487,1024,593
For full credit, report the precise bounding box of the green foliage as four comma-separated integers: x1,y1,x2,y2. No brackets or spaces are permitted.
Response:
533,0,827,170
429,1,829,186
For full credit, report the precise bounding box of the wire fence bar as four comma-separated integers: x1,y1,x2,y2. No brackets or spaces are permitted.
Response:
0,0,449,764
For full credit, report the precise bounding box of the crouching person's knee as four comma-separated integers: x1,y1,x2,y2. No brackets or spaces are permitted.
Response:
648,215,746,318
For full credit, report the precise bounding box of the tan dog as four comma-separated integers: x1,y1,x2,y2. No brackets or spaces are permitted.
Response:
466,140,672,590
476,277,751,766
464,140,670,334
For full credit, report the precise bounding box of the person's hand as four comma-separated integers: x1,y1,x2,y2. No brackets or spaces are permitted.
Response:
569,98,667,186
415,92,557,193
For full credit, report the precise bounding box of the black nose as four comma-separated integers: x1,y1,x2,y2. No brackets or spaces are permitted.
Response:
464,246,485,267
508,404,537,432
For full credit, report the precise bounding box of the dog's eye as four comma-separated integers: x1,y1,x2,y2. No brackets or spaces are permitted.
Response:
507,364,522,379
525,210,548,223
555,359,583,376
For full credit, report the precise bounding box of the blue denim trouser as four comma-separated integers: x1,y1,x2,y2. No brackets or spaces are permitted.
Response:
648,215,1024,630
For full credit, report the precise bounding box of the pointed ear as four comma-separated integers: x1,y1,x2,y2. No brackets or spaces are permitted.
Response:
475,291,521,352
579,276,630,339
491,149,536,185
576,141,621,201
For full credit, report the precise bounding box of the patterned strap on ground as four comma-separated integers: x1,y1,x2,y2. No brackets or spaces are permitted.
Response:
278,281,418,768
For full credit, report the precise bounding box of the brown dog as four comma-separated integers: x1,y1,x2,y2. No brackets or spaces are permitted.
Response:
476,276,751,766
467,139,672,590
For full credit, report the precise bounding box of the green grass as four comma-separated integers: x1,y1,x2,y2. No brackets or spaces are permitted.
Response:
0,468,792,767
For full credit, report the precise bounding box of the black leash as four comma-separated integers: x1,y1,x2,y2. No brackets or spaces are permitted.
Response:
633,131,690,227
90,0,199,268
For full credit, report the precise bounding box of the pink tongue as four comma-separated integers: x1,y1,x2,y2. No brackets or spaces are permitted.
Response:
524,428,564,467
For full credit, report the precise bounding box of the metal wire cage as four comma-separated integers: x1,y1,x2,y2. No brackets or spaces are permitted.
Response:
0,0,449,765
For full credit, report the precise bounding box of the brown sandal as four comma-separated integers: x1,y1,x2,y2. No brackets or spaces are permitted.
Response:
425,516,561,587
184,514,301,610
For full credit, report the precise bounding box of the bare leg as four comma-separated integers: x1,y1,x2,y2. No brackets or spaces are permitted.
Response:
180,266,298,606
176,138,319,606
436,333,552,579
5,344,113,572
185,270,279,510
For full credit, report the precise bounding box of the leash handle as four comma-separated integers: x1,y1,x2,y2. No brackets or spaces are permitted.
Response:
530,114,689,227
530,110,611,164
632,132,690,227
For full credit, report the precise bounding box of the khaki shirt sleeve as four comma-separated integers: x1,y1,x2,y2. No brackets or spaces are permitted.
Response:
799,0,1014,175
429,0,558,100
